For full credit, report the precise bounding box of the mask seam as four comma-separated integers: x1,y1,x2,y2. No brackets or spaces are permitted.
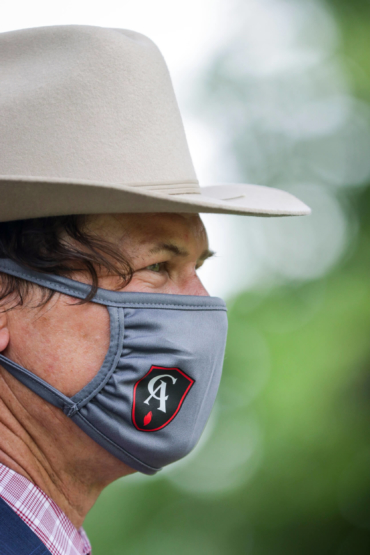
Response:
186,366,219,452
72,412,159,473
93,303,226,309
186,327,228,451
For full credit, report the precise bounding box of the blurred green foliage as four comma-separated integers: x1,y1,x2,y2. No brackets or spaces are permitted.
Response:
329,0,370,103
85,1,370,553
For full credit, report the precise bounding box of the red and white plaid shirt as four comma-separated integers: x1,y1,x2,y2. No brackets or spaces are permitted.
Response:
0,463,91,555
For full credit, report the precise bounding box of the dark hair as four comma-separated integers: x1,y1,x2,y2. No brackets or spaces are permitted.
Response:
0,215,133,309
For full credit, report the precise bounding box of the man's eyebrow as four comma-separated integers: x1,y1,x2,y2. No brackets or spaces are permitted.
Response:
148,242,215,261
149,242,189,257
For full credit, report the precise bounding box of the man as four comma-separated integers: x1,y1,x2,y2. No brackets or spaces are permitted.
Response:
0,25,310,554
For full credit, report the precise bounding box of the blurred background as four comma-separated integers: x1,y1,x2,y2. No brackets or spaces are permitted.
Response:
3,0,370,553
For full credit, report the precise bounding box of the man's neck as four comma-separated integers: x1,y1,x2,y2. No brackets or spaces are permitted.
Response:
0,367,133,528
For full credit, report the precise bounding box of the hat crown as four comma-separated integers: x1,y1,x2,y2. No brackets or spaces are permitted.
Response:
0,25,199,193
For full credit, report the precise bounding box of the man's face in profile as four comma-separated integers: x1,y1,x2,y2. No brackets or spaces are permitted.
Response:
0,212,214,527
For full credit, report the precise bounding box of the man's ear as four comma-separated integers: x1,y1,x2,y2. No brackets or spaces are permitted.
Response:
0,310,9,352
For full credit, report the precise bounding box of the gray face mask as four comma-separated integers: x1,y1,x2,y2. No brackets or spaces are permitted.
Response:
0,259,227,475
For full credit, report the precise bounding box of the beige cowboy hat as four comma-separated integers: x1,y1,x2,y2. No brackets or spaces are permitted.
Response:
0,25,310,222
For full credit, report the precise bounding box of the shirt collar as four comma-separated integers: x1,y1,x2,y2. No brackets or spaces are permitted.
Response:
0,463,91,555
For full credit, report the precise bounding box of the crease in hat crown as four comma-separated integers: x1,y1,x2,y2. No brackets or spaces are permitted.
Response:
0,24,311,220
0,25,199,192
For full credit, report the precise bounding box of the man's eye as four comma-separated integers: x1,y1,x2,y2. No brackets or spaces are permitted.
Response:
146,263,162,273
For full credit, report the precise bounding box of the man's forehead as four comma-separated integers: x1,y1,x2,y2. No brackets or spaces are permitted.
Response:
87,213,208,247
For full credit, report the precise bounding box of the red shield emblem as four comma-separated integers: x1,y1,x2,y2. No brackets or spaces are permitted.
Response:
132,366,195,432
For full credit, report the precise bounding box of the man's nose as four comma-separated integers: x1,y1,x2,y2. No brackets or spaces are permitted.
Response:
179,273,210,297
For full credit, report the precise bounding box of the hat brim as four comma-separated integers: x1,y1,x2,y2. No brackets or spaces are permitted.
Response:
0,176,311,222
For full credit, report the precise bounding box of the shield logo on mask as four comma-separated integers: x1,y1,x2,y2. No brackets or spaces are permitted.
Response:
132,366,195,432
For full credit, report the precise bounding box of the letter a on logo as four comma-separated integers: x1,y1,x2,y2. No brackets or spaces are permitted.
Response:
132,366,195,432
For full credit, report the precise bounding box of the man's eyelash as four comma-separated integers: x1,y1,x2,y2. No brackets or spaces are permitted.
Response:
146,262,166,272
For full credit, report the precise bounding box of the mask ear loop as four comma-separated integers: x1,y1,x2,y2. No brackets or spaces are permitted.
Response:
68,306,125,410
0,352,77,415
0,306,125,418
